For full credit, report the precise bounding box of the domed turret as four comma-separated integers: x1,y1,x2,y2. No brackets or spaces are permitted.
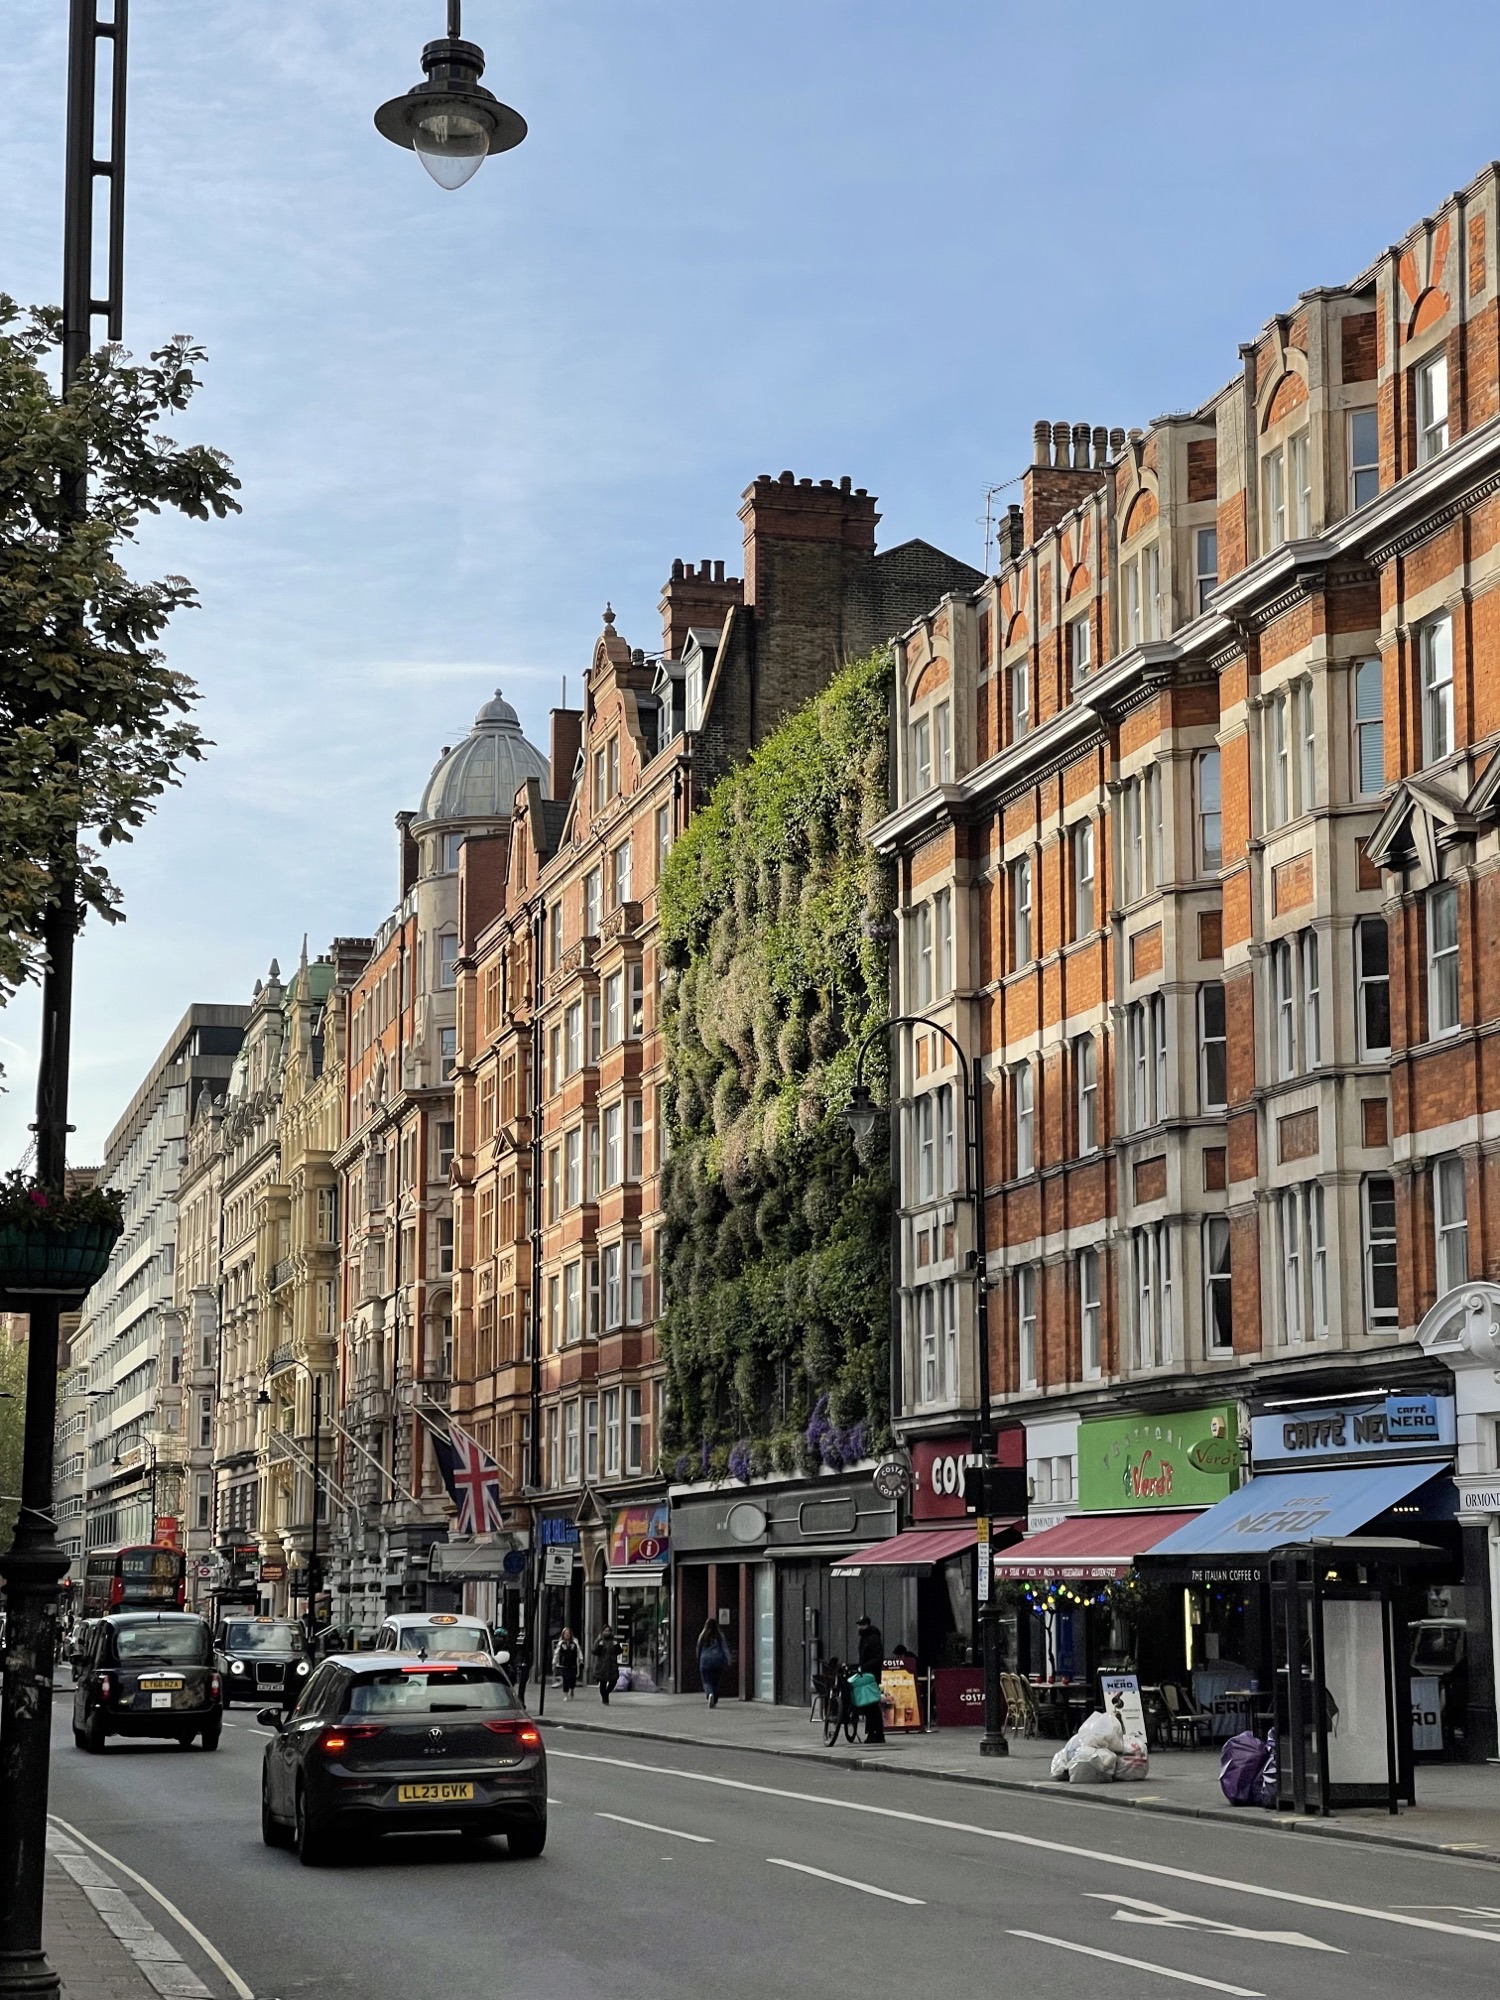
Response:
417,688,549,825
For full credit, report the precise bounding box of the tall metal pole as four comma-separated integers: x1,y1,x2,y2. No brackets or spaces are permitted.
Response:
0,10,128,1991
308,1374,322,1641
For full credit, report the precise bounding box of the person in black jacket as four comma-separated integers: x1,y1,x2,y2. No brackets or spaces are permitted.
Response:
592,1627,621,1704
856,1615,886,1743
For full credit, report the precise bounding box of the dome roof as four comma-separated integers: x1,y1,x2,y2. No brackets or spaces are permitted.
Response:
418,688,549,824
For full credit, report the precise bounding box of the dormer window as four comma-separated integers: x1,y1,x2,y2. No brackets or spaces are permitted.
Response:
684,658,704,733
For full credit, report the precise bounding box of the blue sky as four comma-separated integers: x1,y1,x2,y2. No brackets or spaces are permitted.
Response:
5,0,1500,1159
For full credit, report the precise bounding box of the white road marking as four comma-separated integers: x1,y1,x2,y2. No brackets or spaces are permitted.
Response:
1396,1905,1500,1920
1089,1892,1343,1952
1008,1930,1263,1995
550,1749,1500,1945
767,1858,923,1905
595,1812,714,1843
47,1827,210,1997
48,1817,255,2000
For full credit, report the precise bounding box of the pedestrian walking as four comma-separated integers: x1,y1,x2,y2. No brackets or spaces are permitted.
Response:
554,1626,583,1699
856,1614,886,1743
511,1630,532,1704
697,1618,730,1708
592,1627,621,1705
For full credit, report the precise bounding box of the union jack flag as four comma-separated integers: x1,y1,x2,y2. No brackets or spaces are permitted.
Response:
431,1421,506,1536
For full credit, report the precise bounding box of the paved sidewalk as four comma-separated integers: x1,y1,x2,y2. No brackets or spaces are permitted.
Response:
534,1686,1500,1864
44,1829,211,2000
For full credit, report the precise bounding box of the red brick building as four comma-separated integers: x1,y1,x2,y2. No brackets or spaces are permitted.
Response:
877,162,1500,1753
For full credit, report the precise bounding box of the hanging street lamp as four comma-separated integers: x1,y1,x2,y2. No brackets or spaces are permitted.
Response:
375,1,527,190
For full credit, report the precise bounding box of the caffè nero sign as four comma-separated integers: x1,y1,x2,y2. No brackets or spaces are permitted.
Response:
1250,1394,1455,1467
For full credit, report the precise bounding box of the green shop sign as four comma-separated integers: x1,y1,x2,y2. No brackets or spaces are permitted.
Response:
1078,1406,1239,1512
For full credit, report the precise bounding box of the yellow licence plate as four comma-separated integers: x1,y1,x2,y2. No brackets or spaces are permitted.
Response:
396,1781,474,1804
139,1679,182,1691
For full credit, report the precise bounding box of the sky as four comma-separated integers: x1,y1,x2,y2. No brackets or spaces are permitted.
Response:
5,0,1500,1161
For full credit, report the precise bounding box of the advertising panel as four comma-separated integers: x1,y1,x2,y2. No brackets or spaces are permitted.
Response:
1077,1406,1239,1512
1250,1396,1455,1467
608,1500,670,1570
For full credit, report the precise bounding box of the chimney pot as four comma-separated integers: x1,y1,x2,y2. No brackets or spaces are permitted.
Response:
819,478,834,488
1052,421,1071,468
671,558,684,580
713,560,724,582
1072,422,1091,466
1092,425,1108,468
1032,420,1050,465
1109,427,1126,454
855,487,867,497
839,475,851,493
799,476,812,487
779,470,795,484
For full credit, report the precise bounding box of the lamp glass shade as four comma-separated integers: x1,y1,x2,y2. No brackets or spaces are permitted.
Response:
413,106,491,189
843,1087,878,1143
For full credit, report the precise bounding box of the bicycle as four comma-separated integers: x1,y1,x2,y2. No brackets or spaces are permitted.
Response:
818,1663,861,1746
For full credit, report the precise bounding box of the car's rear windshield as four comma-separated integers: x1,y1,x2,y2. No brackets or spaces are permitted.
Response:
112,1622,208,1664
397,1624,490,1658
346,1668,519,1716
224,1622,304,1654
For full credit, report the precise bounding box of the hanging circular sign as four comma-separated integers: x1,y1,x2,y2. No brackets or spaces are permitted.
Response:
874,1455,913,1500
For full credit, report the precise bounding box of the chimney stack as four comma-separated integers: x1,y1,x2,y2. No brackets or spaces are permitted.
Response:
549,708,584,804
1021,417,1120,546
658,555,743,661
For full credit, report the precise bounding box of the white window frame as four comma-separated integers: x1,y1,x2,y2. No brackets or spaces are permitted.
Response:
913,902,934,1009
612,841,633,908
1012,854,1033,967
1362,1176,1399,1327
1069,613,1091,685
1075,1035,1098,1155
1348,407,1379,509
1203,1215,1232,1354
1300,928,1322,1068
1357,915,1391,1058
911,712,932,794
1009,661,1029,742
602,1103,623,1190
1079,1248,1102,1380
1196,749,1222,874
915,1093,937,1202
1420,613,1454,764
626,1238,644,1325
602,1242,622,1330
1289,429,1312,538
1195,526,1218,614
1435,1155,1469,1295
604,971,623,1050
1428,884,1460,1037
1072,820,1095,938
934,887,953,996
1353,657,1384,796
1017,1265,1038,1390
602,1388,621,1477
934,700,953,783
1417,351,1449,464
1271,939,1296,1080
1263,446,1287,550
1013,1063,1034,1177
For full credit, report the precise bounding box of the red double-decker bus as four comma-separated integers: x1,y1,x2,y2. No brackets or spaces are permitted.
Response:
79,1544,187,1621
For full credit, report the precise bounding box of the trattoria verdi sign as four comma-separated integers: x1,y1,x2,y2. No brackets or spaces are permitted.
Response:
1078,1406,1239,1512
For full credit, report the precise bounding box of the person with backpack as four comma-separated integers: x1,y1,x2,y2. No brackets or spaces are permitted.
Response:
855,1615,887,1743
553,1626,582,1699
697,1618,730,1707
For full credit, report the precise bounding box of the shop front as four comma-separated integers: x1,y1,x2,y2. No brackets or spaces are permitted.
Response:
994,1404,1239,1694
1150,1388,1462,1756
606,1500,670,1689
670,1472,897,1705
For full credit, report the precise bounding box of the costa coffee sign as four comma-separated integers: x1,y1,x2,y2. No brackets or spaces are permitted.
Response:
912,1432,1024,1522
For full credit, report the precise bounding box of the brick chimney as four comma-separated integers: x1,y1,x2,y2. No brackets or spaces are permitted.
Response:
396,810,419,899
549,708,583,804
1022,419,1124,545
658,557,743,660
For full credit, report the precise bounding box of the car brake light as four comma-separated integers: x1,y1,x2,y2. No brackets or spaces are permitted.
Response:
98,1674,112,1700
209,1674,221,1701
484,1719,541,1746
319,1726,384,1754
108,1579,122,1608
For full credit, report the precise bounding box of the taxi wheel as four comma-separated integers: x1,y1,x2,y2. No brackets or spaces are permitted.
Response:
84,1709,106,1755
199,1720,222,1752
506,1818,546,1859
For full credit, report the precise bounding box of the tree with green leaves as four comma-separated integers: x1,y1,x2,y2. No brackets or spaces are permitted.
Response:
0,297,240,1042
0,1333,25,1552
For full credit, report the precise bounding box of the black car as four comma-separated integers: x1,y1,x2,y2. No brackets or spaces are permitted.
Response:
259,1655,547,1866
72,1612,222,1752
214,1616,313,1708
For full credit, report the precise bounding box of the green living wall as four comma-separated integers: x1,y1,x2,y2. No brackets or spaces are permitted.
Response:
658,646,894,1483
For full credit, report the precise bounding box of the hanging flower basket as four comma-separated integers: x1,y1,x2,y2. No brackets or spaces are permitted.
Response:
0,1174,124,1305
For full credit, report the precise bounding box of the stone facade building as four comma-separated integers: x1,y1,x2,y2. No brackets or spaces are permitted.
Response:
452,471,982,1684
331,694,548,1634
67,1006,246,1565
876,158,1500,1755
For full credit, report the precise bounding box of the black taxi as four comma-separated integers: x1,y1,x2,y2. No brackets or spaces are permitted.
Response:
214,1616,313,1707
72,1612,222,1752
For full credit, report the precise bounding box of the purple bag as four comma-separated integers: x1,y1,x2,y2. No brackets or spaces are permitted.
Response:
1218,1730,1270,1807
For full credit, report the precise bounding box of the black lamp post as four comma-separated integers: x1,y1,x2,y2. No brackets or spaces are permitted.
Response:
844,1015,1008,1758
0,8,128,1994
375,1,527,190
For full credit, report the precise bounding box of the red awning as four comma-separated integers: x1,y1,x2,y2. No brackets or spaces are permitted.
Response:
830,1525,979,1575
991,1510,1203,1581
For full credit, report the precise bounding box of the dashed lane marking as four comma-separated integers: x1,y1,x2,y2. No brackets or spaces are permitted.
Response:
767,1859,923,1905
596,1812,714,1843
